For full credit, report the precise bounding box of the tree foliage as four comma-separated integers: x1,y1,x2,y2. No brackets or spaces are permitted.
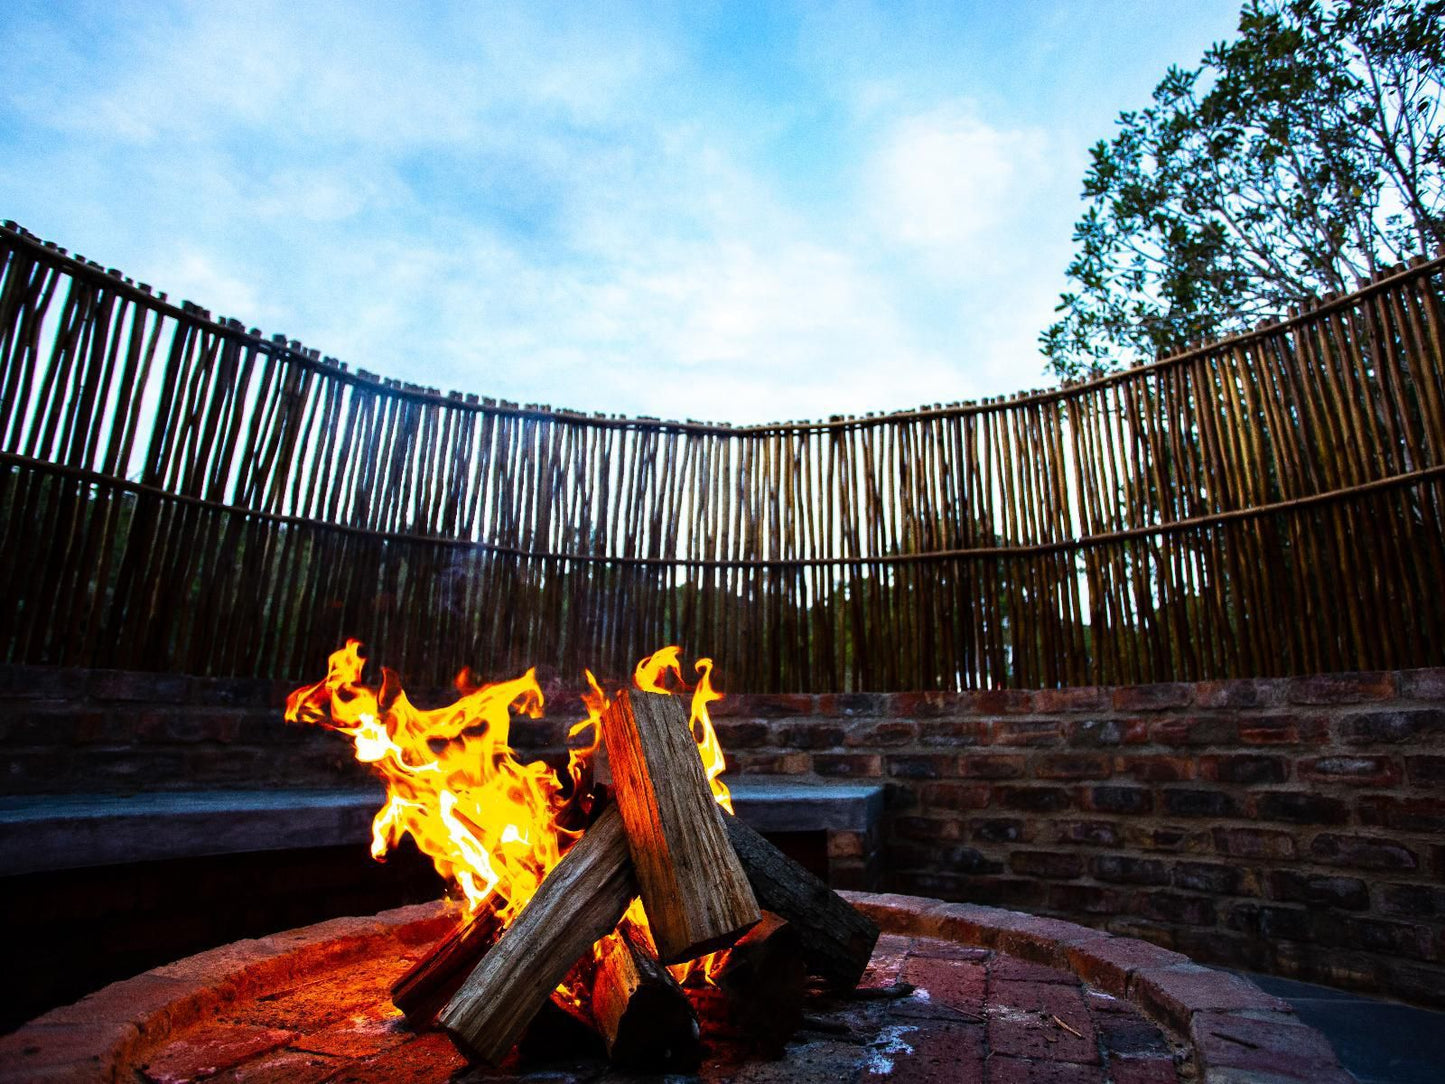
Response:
1042,0,1445,377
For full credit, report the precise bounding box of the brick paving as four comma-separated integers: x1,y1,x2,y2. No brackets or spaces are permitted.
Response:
4,893,1360,1082
74,932,1185,1083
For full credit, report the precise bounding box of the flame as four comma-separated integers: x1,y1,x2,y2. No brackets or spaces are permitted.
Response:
285,641,733,999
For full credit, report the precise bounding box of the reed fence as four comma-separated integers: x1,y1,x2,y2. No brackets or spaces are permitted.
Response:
2,220,1442,691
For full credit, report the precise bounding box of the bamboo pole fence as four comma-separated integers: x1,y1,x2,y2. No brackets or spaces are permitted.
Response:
1,220,1442,691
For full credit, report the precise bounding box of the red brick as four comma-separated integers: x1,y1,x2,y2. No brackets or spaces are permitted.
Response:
1065,718,1149,747
899,955,987,1015
1090,856,1169,885
985,1056,1104,1083
1048,883,1127,917
137,1024,296,1083
211,1049,340,1082
917,718,989,745
724,693,815,717
1237,714,1330,744
1190,1010,1349,1081
1149,715,1236,745
874,1019,986,1083
1131,892,1216,927
815,692,888,717
1299,755,1401,786
996,786,1074,812
1288,672,1396,704
1161,788,1237,817
711,718,770,747
888,753,961,779
1212,827,1297,859
1173,863,1247,895
857,932,913,989
773,720,846,748
1400,667,1445,700
1252,791,1350,825
958,754,1026,779
890,690,968,718
1194,677,1281,708
1378,883,1445,917
1034,754,1113,780
333,1032,465,1082
1310,833,1418,871
933,904,1106,966
89,670,192,702
1032,686,1110,712
1199,753,1289,784
1358,795,1445,833
0,1020,141,1082
1080,786,1152,814
1115,754,1196,782
920,782,991,811
959,689,1035,714
1105,1058,1177,1084
1010,851,1085,879
844,719,918,746
1112,683,1193,711
989,957,1077,985
808,752,879,777
730,751,812,774
1339,707,1445,743
1052,820,1120,847
1407,755,1445,784
990,719,1062,746
988,980,1097,1063
1066,938,1191,998
1129,965,1290,1032
970,817,1031,843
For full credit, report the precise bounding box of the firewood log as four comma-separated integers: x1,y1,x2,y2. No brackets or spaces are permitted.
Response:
390,900,504,1029
439,804,636,1063
722,813,879,988
599,689,760,963
715,911,808,1057
590,922,701,1071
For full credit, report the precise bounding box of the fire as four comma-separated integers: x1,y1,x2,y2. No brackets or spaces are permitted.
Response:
284,642,733,988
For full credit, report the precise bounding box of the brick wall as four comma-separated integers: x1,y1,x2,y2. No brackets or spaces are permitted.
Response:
707,672,1445,1007
3,663,1442,1006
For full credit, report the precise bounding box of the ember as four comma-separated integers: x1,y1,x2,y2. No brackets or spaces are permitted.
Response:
285,642,879,1069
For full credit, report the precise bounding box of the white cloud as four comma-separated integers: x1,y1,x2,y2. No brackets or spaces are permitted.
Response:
867,104,1050,266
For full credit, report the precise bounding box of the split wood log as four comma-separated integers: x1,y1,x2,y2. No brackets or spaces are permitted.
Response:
439,803,636,1064
390,900,504,1028
591,923,701,1071
722,813,879,988
599,689,759,963
715,911,808,1057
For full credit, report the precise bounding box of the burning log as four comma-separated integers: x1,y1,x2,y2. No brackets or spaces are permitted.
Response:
591,922,701,1071
599,688,760,963
391,901,505,1029
714,911,808,1058
722,813,879,989
439,803,637,1064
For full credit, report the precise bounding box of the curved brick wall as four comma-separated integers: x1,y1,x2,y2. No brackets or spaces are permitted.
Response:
3,664,1442,1006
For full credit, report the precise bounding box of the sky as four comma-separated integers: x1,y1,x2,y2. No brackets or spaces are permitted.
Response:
0,0,1245,424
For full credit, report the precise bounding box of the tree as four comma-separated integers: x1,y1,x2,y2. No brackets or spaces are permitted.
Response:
1042,0,1445,378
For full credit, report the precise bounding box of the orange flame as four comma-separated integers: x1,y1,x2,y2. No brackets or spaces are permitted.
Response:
284,641,733,996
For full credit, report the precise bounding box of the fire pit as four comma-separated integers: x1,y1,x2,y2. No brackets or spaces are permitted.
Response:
1,893,1355,1082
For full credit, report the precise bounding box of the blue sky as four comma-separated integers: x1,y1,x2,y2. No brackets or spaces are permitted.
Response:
1,1,1243,423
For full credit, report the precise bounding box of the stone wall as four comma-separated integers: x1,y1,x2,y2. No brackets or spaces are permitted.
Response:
2,663,1442,1006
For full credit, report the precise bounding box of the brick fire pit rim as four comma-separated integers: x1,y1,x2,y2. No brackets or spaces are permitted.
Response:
0,892,1345,1083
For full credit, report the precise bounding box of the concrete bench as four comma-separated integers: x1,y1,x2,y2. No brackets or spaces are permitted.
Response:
1,778,885,888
